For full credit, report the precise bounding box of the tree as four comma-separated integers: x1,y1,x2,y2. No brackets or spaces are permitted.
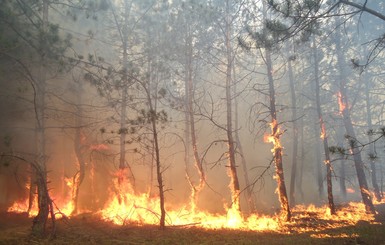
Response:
0,0,70,236
287,46,299,207
334,20,375,213
311,36,335,214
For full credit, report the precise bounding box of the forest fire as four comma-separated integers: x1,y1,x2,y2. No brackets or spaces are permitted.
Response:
3,0,385,243
6,180,381,233
7,193,74,218
98,170,279,230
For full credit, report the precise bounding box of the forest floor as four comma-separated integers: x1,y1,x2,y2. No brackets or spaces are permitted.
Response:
0,204,385,245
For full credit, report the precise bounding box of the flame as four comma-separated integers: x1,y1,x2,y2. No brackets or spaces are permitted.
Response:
98,180,381,232
7,176,78,218
337,91,346,114
263,119,282,152
7,193,74,218
99,170,279,230
320,121,326,139
8,171,383,233
7,195,38,217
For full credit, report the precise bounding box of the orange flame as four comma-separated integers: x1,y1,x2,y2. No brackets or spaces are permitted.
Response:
99,169,280,230
263,119,282,153
7,176,78,217
8,170,383,232
337,91,346,114
7,193,74,218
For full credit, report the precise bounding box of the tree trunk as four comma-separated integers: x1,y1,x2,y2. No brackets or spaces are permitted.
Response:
312,37,335,214
117,0,134,188
335,27,375,214
184,27,205,211
233,65,254,212
31,0,50,236
288,55,299,207
336,123,347,199
309,43,324,199
341,103,375,213
71,80,85,215
364,73,381,201
225,0,241,211
265,49,291,221
149,106,165,228
28,166,37,214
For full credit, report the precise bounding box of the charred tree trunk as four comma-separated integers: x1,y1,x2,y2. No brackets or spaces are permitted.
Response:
225,0,241,211
265,50,291,221
288,55,299,207
312,37,335,214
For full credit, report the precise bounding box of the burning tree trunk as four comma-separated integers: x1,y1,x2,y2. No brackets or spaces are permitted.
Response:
335,26,375,214
312,37,335,214
287,54,299,207
364,73,381,202
224,0,241,212
265,49,291,221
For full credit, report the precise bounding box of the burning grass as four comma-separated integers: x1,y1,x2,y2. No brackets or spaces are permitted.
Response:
1,204,385,245
0,203,385,244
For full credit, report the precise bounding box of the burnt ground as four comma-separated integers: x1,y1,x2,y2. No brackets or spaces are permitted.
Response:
0,204,385,245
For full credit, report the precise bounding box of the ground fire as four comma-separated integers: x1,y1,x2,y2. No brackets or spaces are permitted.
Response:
6,175,383,233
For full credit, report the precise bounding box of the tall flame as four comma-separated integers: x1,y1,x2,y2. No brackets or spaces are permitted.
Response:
8,171,383,232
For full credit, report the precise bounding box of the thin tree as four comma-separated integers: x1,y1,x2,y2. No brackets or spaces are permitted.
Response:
287,50,299,207
312,36,335,214
363,72,381,201
224,0,241,212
